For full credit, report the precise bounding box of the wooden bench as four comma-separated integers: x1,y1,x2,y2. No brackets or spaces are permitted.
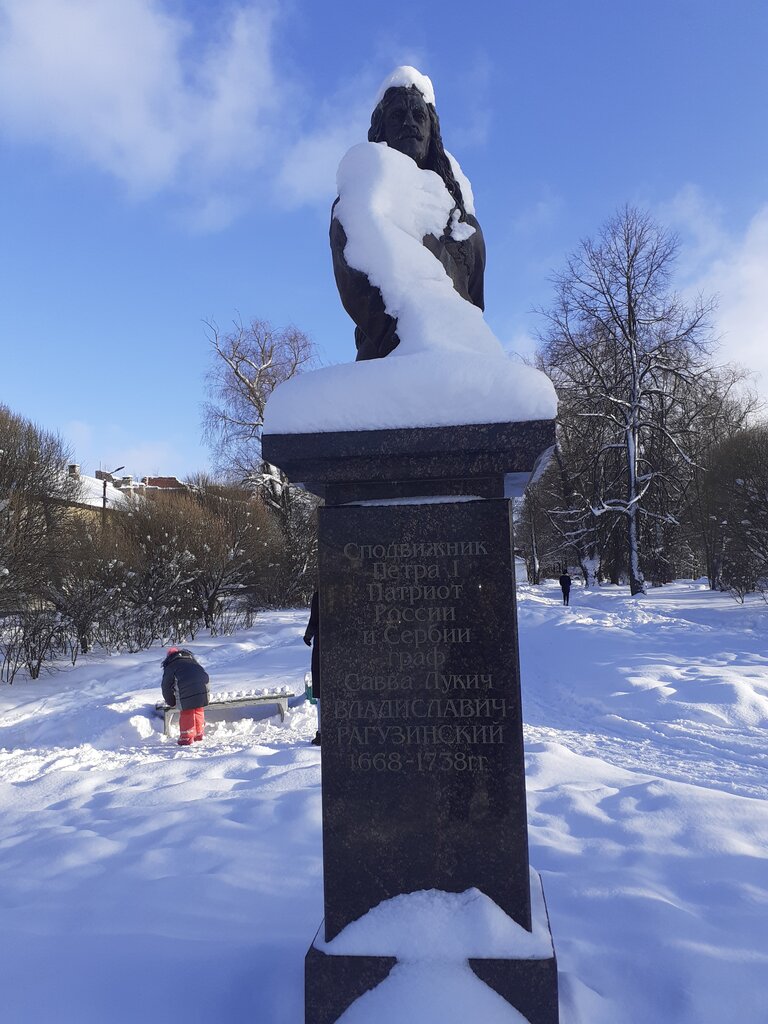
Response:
154,690,294,737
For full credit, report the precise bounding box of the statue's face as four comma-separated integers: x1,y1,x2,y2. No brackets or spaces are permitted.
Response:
381,88,431,167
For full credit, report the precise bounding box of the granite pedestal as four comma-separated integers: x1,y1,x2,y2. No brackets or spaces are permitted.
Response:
262,420,559,1024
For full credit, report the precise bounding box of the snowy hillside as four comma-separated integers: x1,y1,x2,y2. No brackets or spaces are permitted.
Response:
1,584,767,1024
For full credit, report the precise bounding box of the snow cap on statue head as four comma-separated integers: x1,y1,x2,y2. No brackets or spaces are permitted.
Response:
373,66,436,108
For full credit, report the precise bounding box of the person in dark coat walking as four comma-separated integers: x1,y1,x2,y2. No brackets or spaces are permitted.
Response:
161,647,211,746
558,572,572,606
304,591,321,746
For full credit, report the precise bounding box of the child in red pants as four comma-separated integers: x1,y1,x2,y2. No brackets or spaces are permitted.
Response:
161,647,211,746
179,706,205,745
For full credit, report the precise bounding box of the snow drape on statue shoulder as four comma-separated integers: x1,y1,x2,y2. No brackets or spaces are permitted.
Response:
335,143,487,358
264,143,556,434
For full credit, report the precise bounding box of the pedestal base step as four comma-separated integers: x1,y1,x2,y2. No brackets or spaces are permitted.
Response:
305,870,559,1024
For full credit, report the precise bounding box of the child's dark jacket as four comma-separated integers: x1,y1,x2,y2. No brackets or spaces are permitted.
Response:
161,650,210,710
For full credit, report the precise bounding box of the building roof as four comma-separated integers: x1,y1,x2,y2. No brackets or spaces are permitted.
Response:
141,476,186,490
74,473,130,511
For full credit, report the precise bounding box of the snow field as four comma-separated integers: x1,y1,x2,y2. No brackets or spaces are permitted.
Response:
521,582,768,1024
0,585,766,1022
0,614,323,1024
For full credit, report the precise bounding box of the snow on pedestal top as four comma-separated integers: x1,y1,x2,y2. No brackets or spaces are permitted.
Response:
317,871,553,962
264,101,556,436
264,350,556,435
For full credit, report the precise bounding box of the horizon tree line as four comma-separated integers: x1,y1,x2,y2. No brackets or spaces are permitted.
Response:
520,205,766,597
4,204,768,682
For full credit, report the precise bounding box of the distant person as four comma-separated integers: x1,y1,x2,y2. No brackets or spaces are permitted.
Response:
161,647,210,746
304,591,321,746
558,572,572,606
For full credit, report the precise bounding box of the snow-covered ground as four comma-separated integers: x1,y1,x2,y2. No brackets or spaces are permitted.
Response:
1,583,767,1023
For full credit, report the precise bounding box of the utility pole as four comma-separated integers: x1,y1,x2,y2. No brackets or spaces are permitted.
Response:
101,465,125,530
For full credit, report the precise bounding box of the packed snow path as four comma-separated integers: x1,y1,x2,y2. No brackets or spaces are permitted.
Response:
0,585,766,1023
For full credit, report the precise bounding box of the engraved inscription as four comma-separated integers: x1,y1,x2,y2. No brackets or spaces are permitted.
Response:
332,518,512,774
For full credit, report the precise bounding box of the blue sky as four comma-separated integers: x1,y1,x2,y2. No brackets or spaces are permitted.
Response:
2,0,768,478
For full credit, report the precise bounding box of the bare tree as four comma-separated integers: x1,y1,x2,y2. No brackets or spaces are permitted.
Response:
183,476,277,625
203,317,316,481
0,404,80,616
202,317,319,606
45,517,120,655
538,206,715,594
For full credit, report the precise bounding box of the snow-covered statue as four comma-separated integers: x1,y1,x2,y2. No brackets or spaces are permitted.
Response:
330,67,486,360
263,66,556,435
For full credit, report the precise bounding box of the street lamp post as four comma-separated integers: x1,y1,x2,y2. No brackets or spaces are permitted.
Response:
102,464,125,529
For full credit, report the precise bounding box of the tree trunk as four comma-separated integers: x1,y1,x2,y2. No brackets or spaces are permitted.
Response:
626,372,646,595
627,505,645,595
527,517,541,585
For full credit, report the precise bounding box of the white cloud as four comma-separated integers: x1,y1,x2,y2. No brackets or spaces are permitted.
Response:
0,0,281,206
63,418,203,478
275,70,377,208
703,206,768,399
444,54,493,151
664,188,768,404
277,124,360,208
64,419,95,456
511,191,564,236
505,329,538,362
119,438,200,478
0,6,485,220
177,192,243,234
659,185,728,282
0,7,488,228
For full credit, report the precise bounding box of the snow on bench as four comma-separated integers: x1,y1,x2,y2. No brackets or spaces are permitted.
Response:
154,687,295,737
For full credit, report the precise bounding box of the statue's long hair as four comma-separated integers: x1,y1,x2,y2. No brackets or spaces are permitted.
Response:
368,87,468,225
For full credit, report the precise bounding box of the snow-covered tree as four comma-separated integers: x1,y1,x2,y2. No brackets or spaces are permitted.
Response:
202,317,319,605
677,368,760,589
701,423,768,599
538,207,715,594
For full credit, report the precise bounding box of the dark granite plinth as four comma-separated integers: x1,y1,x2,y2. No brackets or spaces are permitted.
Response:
262,419,555,504
305,926,396,1024
306,871,558,1024
264,420,559,1023
318,498,530,940
467,871,559,1024
469,956,559,1024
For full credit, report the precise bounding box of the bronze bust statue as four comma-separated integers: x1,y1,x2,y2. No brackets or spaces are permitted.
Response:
330,76,486,361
